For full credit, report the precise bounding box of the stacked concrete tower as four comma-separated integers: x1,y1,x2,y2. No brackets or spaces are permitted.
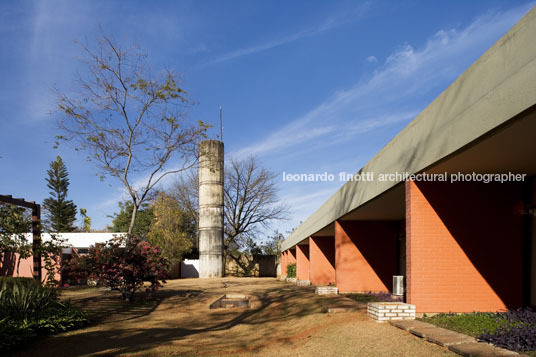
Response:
198,140,224,278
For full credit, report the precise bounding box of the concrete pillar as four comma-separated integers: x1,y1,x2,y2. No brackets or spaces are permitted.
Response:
309,236,335,285
335,220,398,293
296,244,310,281
406,180,524,313
198,140,224,278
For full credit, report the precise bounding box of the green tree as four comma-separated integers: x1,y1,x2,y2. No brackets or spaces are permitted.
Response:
42,156,78,232
260,230,284,256
79,208,91,232
55,34,209,236
110,201,154,237
147,192,196,266
0,205,32,275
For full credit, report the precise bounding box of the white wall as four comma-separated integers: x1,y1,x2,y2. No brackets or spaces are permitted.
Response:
181,259,199,278
16,232,127,248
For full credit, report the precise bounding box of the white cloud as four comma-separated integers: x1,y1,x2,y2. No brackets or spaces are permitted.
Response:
234,3,534,159
366,55,378,63
204,4,369,65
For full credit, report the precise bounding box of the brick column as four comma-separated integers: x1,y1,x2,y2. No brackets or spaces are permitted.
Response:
335,220,397,293
296,244,310,281
288,248,296,265
309,236,335,285
406,180,524,313
281,251,288,276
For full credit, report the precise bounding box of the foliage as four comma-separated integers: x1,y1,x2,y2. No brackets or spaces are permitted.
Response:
55,34,209,235
42,156,78,232
0,205,32,275
346,292,403,304
260,230,284,256
0,277,59,320
147,192,196,266
478,308,536,352
39,233,66,287
286,263,296,278
420,309,536,352
110,201,154,237
79,208,91,232
0,277,89,350
62,235,168,302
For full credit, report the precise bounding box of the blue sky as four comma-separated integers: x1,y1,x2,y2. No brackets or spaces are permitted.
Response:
0,0,534,236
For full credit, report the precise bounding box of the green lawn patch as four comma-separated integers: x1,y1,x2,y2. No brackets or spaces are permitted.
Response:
419,312,498,337
419,310,536,355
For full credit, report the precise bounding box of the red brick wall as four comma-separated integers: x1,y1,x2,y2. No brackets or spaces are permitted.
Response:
335,220,398,293
287,248,296,265
0,252,61,284
309,236,336,285
296,244,310,281
281,251,288,276
406,180,524,313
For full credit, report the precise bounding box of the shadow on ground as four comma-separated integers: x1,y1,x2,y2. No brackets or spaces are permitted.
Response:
12,278,454,357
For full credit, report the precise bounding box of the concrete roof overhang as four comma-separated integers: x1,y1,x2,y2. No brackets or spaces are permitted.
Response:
282,7,536,251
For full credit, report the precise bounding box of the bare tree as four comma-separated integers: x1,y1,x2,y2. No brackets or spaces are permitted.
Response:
170,156,287,259
223,156,288,255
55,35,209,235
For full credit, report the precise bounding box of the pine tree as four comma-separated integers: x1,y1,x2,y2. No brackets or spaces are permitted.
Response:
43,156,78,232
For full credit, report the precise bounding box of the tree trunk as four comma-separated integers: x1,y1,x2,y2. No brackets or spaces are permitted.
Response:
128,203,138,237
16,253,21,276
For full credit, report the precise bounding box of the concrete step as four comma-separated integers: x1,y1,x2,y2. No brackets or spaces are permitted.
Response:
389,319,433,331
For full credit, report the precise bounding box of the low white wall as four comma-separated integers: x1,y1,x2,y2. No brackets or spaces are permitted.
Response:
181,259,199,278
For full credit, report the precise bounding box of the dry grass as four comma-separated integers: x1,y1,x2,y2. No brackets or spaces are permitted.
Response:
13,278,455,356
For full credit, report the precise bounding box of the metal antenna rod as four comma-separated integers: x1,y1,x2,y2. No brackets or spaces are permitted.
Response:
219,105,223,141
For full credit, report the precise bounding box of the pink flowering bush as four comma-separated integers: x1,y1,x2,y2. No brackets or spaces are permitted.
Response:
62,235,168,301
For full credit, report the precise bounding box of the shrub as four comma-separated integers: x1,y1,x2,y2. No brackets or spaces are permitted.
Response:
420,309,536,353
63,235,168,301
286,263,296,278
0,277,59,320
0,277,89,350
347,291,403,303
478,308,536,352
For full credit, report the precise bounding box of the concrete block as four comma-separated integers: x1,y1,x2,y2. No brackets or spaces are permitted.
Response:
296,280,311,286
389,319,432,331
315,286,338,295
449,342,520,356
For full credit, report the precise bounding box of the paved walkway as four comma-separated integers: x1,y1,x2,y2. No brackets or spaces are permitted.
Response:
390,320,521,357
14,278,457,356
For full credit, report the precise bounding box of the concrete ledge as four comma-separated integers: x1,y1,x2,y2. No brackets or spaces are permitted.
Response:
390,320,522,356
285,277,296,284
389,319,433,331
296,280,311,286
448,342,520,356
315,286,338,295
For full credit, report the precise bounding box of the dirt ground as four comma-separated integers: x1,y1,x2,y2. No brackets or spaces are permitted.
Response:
13,278,455,356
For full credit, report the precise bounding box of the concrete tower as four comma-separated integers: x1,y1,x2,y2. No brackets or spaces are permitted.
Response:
198,140,224,278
